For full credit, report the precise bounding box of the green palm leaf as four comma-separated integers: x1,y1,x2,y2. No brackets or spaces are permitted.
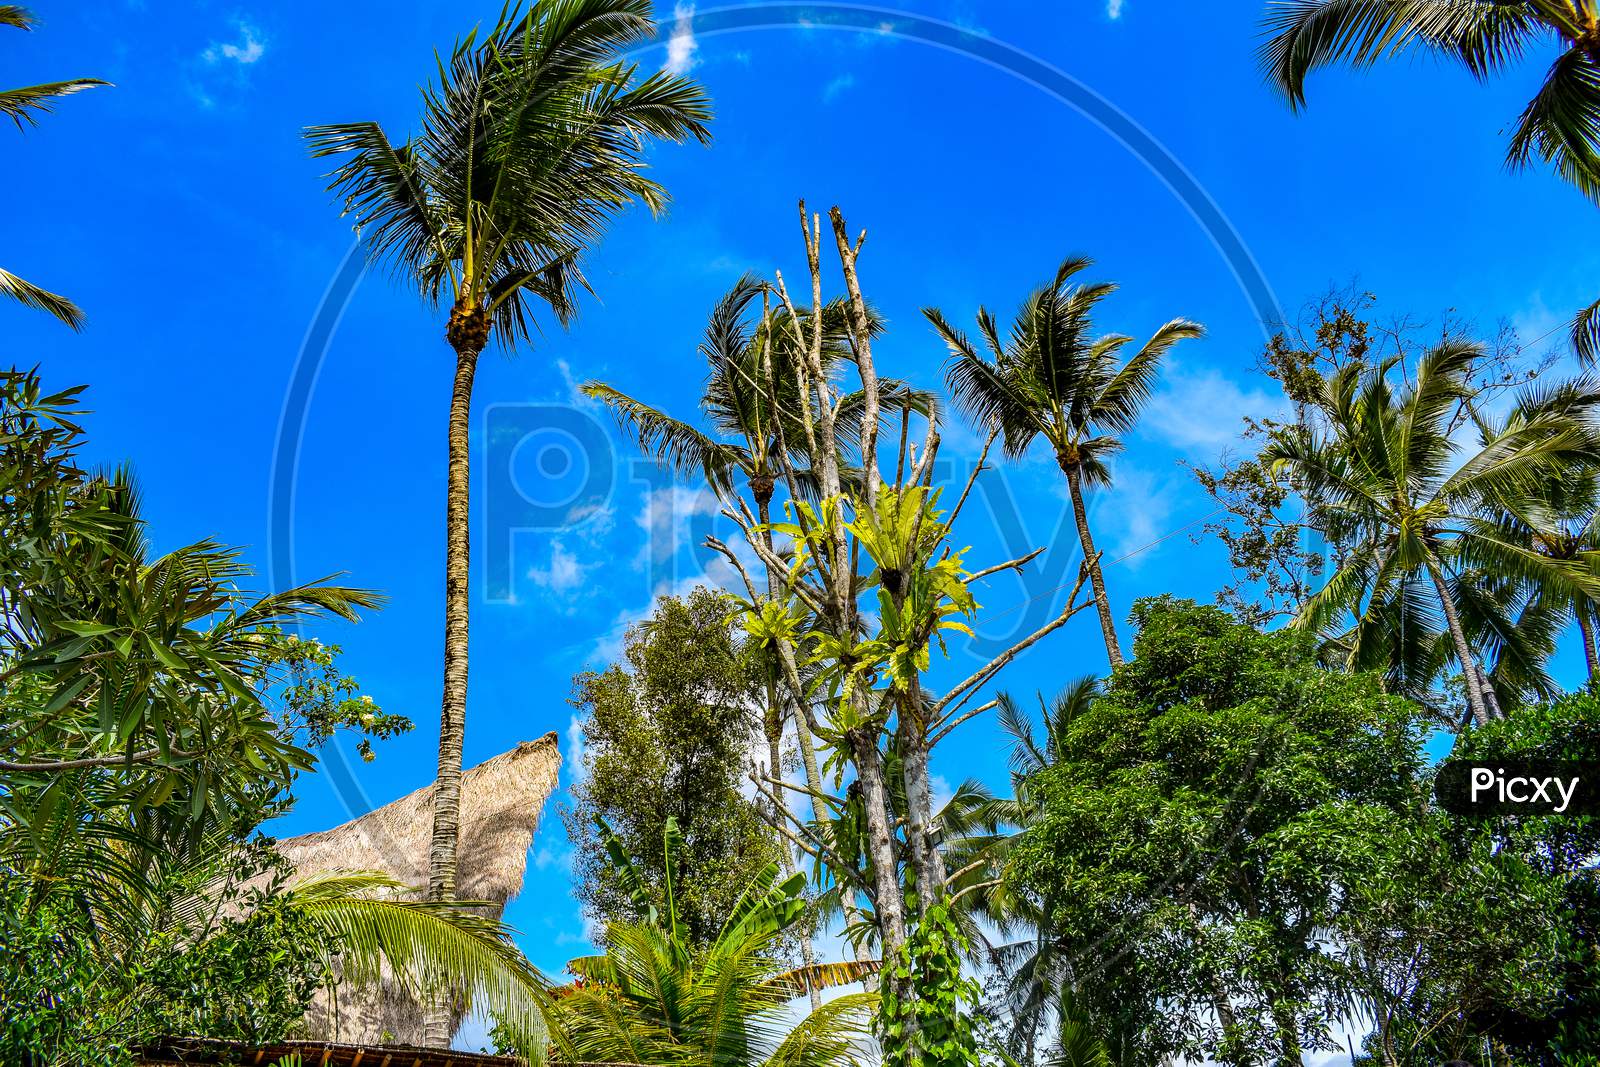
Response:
1506,44,1600,202
1574,297,1600,365
0,266,84,329
283,870,551,1051
0,76,107,127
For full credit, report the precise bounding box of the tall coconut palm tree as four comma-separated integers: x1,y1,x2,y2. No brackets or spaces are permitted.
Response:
2,5,106,329
1265,342,1600,724
1259,0,1600,356
1466,385,1600,681
305,3,709,1040
924,258,1203,669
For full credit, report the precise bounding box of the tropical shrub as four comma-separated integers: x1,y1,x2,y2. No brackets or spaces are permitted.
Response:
537,818,877,1067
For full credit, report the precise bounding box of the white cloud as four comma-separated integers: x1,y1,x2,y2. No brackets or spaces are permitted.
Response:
1092,463,1180,573
565,713,588,785
532,843,572,872
1107,0,1125,19
822,74,855,103
527,540,591,597
633,484,720,569
664,3,699,76
555,357,603,408
203,21,266,65
1142,361,1285,457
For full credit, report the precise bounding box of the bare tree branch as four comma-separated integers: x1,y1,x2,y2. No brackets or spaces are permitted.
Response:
965,548,1045,586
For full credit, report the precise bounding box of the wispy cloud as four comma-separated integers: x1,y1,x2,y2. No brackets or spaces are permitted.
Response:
1095,463,1180,572
1142,361,1284,456
1107,0,1125,19
565,713,589,785
664,3,699,76
203,20,266,66
528,540,592,600
822,74,855,103
633,484,719,569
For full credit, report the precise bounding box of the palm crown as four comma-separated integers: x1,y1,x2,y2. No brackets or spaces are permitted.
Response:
307,0,712,351
925,256,1203,666
1261,0,1600,203
1265,341,1600,722
927,257,1200,478
585,275,920,509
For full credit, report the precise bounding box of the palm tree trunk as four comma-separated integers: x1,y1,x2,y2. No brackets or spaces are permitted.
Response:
1579,603,1599,682
1061,461,1123,668
1425,560,1492,726
423,305,487,1046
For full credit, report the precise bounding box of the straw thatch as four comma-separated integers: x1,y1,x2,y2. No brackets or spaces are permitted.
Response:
278,732,562,1047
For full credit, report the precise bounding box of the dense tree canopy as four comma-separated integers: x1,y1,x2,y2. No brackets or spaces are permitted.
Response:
564,587,786,947
1010,598,1426,1064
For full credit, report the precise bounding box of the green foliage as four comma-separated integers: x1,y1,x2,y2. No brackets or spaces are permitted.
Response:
0,846,335,1067
879,900,982,1067
305,0,713,350
1283,804,1569,1065
0,879,130,1067
260,630,411,763
133,893,332,1044
1010,597,1427,1065
758,488,977,710
545,820,875,1067
1005,599,1599,1064
563,587,786,946
1441,691,1600,1060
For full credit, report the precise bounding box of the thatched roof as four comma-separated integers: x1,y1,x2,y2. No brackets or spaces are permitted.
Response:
278,733,562,1046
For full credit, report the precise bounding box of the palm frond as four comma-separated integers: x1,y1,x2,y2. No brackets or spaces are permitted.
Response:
0,266,84,329
0,76,107,127
763,991,877,1067
1088,318,1202,432
583,381,745,495
764,959,880,999
283,870,551,1052
1572,296,1600,365
927,307,1042,458
1259,0,1538,109
1506,45,1600,204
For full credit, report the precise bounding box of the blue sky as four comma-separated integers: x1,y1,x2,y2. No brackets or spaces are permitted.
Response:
8,0,1600,990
